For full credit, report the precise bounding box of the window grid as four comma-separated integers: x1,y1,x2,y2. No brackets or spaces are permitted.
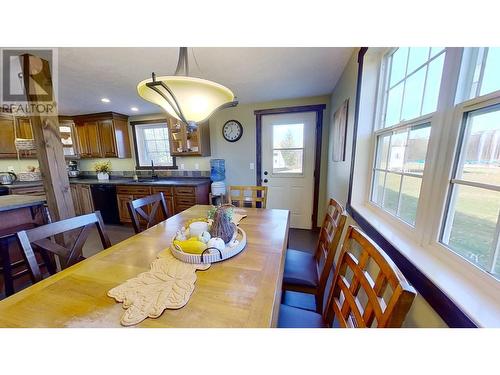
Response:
382,48,446,128
134,123,174,168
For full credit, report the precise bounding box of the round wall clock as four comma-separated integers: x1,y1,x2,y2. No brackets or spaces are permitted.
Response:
222,120,243,142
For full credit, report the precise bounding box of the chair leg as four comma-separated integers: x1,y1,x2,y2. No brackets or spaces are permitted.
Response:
0,237,15,297
315,293,323,314
39,250,57,276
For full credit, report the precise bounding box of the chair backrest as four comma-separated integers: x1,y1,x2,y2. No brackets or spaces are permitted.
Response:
315,198,347,301
16,211,111,282
126,192,169,234
228,185,268,208
324,226,416,328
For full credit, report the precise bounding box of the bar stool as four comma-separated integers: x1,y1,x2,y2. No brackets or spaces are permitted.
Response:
0,223,56,297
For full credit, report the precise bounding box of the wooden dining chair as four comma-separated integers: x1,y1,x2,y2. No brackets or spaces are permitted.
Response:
278,226,416,328
127,192,169,234
282,198,347,313
228,185,268,208
16,211,111,283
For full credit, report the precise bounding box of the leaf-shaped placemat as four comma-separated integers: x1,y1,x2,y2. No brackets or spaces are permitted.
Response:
108,250,210,326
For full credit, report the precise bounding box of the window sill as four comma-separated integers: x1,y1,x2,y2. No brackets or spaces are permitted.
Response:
352,202,500,327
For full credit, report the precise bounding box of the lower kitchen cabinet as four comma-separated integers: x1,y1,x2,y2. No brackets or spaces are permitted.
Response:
71,184,94,216
116,183,209,224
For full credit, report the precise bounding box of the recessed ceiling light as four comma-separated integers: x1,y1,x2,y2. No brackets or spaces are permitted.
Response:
131,107,139,112
101,98,110,103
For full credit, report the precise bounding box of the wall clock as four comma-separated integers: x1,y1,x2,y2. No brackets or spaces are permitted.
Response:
222,120,243,142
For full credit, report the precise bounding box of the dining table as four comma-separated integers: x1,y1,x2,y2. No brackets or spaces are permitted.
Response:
0,205,290,327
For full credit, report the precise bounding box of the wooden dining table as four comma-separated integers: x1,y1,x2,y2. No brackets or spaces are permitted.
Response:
0,205,290,327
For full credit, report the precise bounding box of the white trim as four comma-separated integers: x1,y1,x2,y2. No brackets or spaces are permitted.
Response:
354,47,500,327
352,202,500,327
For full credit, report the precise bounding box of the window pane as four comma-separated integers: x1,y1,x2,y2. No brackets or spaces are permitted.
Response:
389,48,408,87
401,67,426,121
422,53,445,115
388,130,408,172
273,124,304,149
382,172,401,214
273,149,303,174
443,184,500,274
372,170,385,205
135,123,173,167
430,47,444,58
407,47,429,73
405,124,431,174
375,134,391,169
458,106,500,185
399,176,422,225
385,83,404,127
480,48,500,96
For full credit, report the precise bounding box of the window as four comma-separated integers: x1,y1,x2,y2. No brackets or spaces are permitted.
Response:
272,123,304,174
372,123,431,225
441,105,500,278
382,47,445,128
371,47,445,225
463,47,500,100
132,122,175,168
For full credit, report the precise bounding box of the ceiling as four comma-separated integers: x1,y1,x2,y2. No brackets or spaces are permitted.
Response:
56,47,354,116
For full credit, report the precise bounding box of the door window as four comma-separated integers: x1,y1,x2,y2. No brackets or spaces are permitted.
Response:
272,123,304,174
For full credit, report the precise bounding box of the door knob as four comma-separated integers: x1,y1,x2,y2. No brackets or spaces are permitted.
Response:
264,171,268,175
263,179,268,183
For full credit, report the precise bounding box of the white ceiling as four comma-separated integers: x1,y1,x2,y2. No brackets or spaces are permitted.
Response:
57,47,354,116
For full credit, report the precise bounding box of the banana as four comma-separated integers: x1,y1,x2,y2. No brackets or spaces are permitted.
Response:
173,239,208,254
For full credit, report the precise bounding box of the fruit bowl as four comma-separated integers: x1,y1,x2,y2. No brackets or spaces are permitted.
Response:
170,226,247,264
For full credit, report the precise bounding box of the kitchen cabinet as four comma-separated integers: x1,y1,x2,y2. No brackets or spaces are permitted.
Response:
167,116,211,157
59,117,79,158
73,112,131,159
151,186,174,219
116,185,151,224
70,184,94,216
8,185,45,196
116,183,209,224
0,114,18,158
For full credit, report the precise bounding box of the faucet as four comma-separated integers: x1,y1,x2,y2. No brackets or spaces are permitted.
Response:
151,160,158,180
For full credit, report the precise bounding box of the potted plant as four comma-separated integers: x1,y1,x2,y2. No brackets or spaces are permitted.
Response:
94,160,111,180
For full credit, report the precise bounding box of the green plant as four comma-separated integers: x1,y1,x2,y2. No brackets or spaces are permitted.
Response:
94,160,112,174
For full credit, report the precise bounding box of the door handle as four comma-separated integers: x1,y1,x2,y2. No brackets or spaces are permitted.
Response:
263,179,268,183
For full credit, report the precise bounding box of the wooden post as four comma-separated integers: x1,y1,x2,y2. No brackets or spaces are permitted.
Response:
20,53,75,222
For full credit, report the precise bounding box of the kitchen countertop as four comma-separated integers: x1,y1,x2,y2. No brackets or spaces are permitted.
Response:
1,181,45,189
68,177,211,187
1,177,211,189
0,194,46,212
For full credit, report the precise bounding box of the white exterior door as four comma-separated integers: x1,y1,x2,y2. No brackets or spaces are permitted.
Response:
262,112,316,229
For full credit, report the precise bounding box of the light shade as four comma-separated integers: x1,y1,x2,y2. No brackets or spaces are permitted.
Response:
137,75,236,123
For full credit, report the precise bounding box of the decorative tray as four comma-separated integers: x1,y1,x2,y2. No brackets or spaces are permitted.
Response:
170,226,247,264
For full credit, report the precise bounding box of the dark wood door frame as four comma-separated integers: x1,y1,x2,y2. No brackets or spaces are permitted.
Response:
254,104,327,229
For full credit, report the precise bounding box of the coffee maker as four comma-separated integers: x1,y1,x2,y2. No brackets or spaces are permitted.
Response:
67,160,80,178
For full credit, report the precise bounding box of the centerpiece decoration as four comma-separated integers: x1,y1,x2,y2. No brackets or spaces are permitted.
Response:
94,160,111,180
170,204,246,264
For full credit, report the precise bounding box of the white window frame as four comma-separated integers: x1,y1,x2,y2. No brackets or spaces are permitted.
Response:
271,123,305,177
351,47,500,326
132,121,176,169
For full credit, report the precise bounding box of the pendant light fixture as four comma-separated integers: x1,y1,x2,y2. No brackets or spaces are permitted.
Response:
137,47,238,124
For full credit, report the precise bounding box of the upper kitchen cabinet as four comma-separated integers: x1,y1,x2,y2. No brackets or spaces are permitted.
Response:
167,116,211,157
0,114,18,158
0,113,36,158
73,112,131,159
59,116,79,158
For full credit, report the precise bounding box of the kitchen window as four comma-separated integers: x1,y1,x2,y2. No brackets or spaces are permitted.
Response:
132,121,176,169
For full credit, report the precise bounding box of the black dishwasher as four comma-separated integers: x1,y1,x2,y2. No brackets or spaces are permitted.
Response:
90,184,120,224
